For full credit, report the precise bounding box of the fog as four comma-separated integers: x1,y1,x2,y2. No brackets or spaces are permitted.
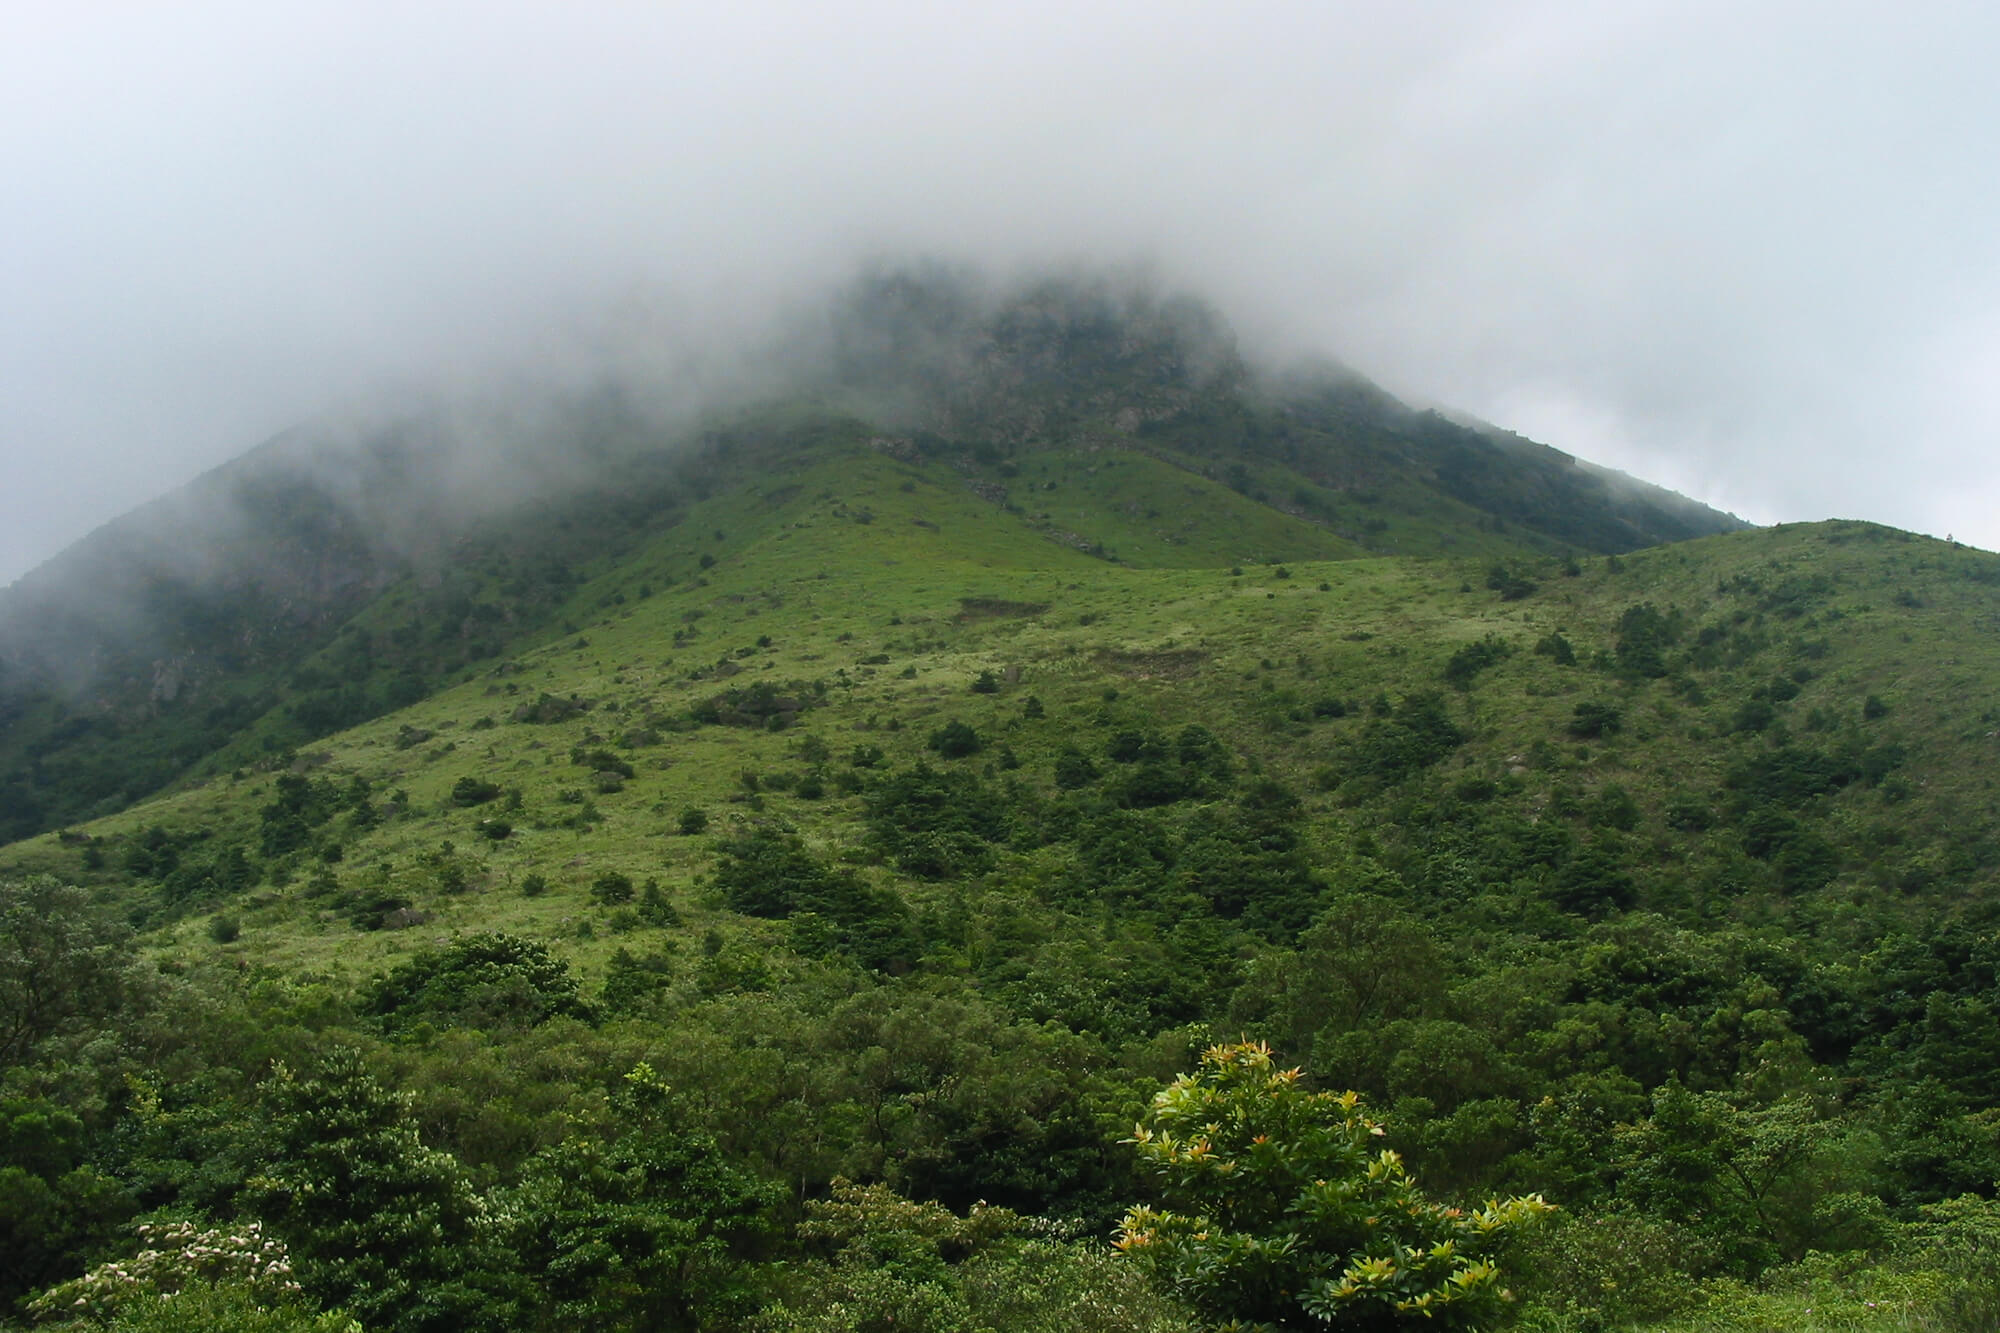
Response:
5,1,1998,584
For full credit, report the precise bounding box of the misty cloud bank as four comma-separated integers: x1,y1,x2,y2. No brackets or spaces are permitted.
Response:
4,1,1998,581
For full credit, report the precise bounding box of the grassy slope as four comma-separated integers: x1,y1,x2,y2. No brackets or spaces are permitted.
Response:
8,429,1997,1008
7,453,1999,1333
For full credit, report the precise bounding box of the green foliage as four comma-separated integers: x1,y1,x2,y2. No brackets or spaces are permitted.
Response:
1533,630,1577,665
864,763,1008,879
258,773,349,860
450,775,503,806
9,376,2000,1333
0,1094,133,1310
1344,692,1467,782
0,875,140,1066
926,720,983,759
591,871,636,906
248,1048,504,1332
1099,725,1234,808
362,933,592,1033
497,1064,779,1331
759,1179,1198,1332
1567,701,1622,738
52,1281,359,1332
1442,634,1512,690
28,1219,307,1324
1053,746,1099,789
1609,1082,1853,1277
711,828,917,968
1615,603,1683,678
1117,1041,1552,1329
1486,563,1539,601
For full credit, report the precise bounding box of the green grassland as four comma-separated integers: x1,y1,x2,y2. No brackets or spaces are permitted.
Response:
18,456,1992,985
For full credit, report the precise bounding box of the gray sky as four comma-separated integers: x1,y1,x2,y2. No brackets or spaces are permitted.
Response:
5,1,1998,584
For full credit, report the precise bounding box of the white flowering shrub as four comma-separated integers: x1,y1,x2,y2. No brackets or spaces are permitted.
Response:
28,1220,299,1323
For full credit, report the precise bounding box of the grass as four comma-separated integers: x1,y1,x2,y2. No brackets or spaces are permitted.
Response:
8,450,2000,1003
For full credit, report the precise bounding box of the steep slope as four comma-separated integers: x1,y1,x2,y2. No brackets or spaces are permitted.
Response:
14,503,1993,965
4,440,1997,1327
0,268,1744,841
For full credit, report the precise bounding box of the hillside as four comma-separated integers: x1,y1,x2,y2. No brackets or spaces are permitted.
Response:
0,270,1743,844
22,273,2000,1331
4,407,2000,1327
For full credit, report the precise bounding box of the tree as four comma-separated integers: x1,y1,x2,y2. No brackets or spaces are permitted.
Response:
497,1064,778,1331
362,932,591,1034
247,1048,508,1332
0,876,142,1068
927,721,983,758
1611,1082,1843,1275
1116,1041,1552,1329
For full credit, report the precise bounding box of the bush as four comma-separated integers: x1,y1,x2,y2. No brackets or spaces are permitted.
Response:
449,776,502,806
1117,1041,1551,1328
677,808,710,836
591,872,636,906
926,721,983,758
1568,701,1623,738
1054,747,1098,789
27,1221,305,1324
1534,630,1578,665
1486,563,1539,600
1442,635,1511,690
363,932,591,1032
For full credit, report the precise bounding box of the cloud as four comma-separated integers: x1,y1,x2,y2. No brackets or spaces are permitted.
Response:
4,0,1998,581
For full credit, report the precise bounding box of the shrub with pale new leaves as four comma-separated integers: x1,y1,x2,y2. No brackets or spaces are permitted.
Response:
1116,1040,1553,1330
28,1220,301,1323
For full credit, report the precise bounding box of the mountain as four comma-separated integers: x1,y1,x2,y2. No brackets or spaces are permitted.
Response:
26,269,2000,1328
0,269,1744,843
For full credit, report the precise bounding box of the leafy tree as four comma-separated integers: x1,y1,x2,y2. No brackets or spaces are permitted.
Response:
1441,635,1511,691
1611,1082,1844,1276
51,1281,359,1332
759,1179,1197,1332
1116,1041,1551,1329
1344,692,1466,782
498,1064,778,1331
27,1219,307,1324
1567,701,1622,739
712,828,917,968
926,721,983,758
1053,747,1099,790
0,875,142,1066
450,775,502,806
1533,631,1577,665
1251,894,1443,1063
1614,604,1680,678
362,933,592,1033
863,763,1007,880
247,1048,508,1332
1485,564,1538,601
1,1095,133,1310
591,871,637,906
